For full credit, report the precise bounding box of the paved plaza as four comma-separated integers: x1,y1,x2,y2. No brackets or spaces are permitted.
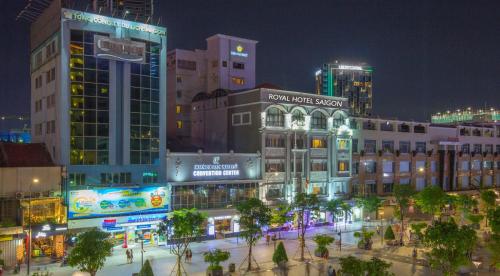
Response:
8,222,497,276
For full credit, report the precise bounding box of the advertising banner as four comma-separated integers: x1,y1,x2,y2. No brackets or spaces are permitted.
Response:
69,187,168,219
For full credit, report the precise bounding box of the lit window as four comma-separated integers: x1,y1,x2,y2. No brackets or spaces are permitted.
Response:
176,121,182,129
176,105,181,114
231,77,245,85
312,138,325,148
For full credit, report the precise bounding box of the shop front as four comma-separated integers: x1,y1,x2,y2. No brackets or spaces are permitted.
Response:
206,214,240,239
28,223,67,259
0,227,24,268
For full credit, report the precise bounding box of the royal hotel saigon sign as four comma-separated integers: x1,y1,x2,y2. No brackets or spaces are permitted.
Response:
261,90,348,109
62,9,167,36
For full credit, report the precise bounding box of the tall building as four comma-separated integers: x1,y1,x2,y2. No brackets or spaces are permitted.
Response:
431,107,499,125
93,0,156,22
29,1,168,244
167,34,257,144
315,62,373,117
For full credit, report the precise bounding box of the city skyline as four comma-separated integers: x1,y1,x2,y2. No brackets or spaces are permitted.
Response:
1,0,499,123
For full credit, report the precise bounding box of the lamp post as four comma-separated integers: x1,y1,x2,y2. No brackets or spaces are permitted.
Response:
27,178,38,276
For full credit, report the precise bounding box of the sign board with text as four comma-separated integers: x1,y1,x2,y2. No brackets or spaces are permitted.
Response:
261,90,348,109
94,35,146,63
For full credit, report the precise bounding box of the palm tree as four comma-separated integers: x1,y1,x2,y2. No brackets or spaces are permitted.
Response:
340,202,352,230
324,198,342,231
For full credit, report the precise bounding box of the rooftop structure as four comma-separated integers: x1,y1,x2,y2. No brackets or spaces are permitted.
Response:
431,107,499,125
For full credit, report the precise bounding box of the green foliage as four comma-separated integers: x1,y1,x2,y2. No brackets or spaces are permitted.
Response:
414,186,447,219
489,206,500,234
487,207,500,268
270,204,291,227
354,227,375,249
356,196,383,219
340,202,353,229
67,228,114,276
0,218,17,227
410,222,427,242
139,260,154,276
293,193,320,260
313,234,334,256
466,213,484,228
481,190,497,227
384,225,395,240
324,198,343,222
423,220,477,275
0,248,4,267
203,249,230,271
236,198,271,270
393,184,415,220
339,256,393,276
272,241,288,265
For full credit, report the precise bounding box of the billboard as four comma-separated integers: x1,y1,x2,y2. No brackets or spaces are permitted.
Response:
69,187,168,219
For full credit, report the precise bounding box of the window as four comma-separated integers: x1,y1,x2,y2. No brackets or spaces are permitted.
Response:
265,134,285,147
100,172,132,185
366,182,377,194
382,140,394,153
338,161,349,172
311,183,328,195
337,139,350,151
176,90,182,98
176,121,183,129
311,160,327,171
414,125,426,133
46,121,51,134
483,161,493,170
473,144,482,154
176,105,181,114
45,67,56,84
222,61,227,67
462,144,470,154
400,178,410,185
380,122,394,131
177,59,196,70
399,161,410,172
398,123,410,132
233,62,245,69
353,162,359,174
266,107,284,127
431,177,438,186
143,171,158,184
50,120,55,134
265,159,285,172
472,160,481,170
461,161,470,171
382,161,393,173
485,144,493,154
383,181,394,193
363,121,376,130
364,140,376,153
431,161,437,172
416,178,425,191
333,111,347,128
364,161,376,174
231,77,245,85
461,176,469,189
69,173,86,186
311,137,326,148
176,76,182,83
496,145,500,153
399,141,410,153
232,112,251,126
352,139,358,153
416,161,425,173
415,142,426,153
311,111,327,129
291,110,305,126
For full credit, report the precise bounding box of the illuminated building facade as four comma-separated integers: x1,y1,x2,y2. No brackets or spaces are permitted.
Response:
315,62,373,116
29,1,168,242
93,0,156,22
167,35,257,144
431,107,500,125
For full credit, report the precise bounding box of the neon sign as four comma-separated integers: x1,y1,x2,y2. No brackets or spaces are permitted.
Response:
230,44,248,58
338,65,363,70
62,9,166,36
94,35,146,63
192,157,240,177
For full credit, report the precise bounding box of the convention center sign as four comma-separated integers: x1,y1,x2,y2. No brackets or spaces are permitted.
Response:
68,187,168,219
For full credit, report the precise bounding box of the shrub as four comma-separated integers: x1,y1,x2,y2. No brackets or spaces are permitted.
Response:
313,234,334,257
203,249,230,271
384,226,395,240
272,241,288,265
139,260,154,276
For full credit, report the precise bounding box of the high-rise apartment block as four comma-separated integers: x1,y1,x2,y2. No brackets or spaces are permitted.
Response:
315,62,373,116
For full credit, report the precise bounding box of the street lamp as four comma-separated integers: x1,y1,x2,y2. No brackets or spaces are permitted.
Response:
27,178,38,276
472,260,481,276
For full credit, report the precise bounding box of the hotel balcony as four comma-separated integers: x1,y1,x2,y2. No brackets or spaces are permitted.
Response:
265,172,285,182
310,171,328,181
310,147,327,157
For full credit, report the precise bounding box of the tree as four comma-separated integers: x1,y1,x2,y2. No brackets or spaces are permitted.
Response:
270,203,291,239
357,195,383,221
414,186,447,221
168,209,206,276
236,198,271,271
312,234,334,258
466,213,484,229
203,249,230,271
67,228,113,276
422,220,477,275
339,256,393,276
293,192,320,261
453,194,478,226
139,259,154,276
0,248,4,267
487,207,500,269
272,241,288,267
409,222,427,245
384,225,395,240
393,184,415,245
365,257,394,276
480,190,497,227
324,198,343,230
340,202,353,230
354,227,375,250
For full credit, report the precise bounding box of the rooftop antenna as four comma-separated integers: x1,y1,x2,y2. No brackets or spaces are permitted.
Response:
145,16,151,24
122,10,129,19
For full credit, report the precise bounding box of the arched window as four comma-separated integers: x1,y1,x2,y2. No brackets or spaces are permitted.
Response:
333,111,347,128
291,110,305,127
266,107,284,127
311,111,327,130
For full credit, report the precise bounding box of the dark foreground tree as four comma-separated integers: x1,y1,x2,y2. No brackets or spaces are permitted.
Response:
393,184,415,245
414,185,447,221
423,220,477,275
237,198,271,271
139,259,154,276
67,228,113,276
339,256,394,276
487,207,500,269
480,190,497,227
272,241,288,268
293,192,320,261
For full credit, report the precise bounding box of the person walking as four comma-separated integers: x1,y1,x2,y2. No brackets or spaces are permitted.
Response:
327,265,336,276
188,248,193,262
185,248,191,262
266,234,270,246
130,249,134,263
126,249,130,264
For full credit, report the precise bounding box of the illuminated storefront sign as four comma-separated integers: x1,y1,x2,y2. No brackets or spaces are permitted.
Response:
338,65,363,70
94,35,146,63
230,44,248,57
62,9,166,36
193,156,240,177
69,187,169,219
262,90,347,108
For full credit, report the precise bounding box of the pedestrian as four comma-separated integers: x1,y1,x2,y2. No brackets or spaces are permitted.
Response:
126,249,130,264
266,234,270,245
327,265,336,276
185,248,190,262
130,249,134,263
188,249,193,262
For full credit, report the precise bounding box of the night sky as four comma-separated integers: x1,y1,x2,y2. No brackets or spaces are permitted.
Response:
1,0,499,124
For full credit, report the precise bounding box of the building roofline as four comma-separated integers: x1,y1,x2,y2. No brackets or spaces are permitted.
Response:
206,34,258,44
